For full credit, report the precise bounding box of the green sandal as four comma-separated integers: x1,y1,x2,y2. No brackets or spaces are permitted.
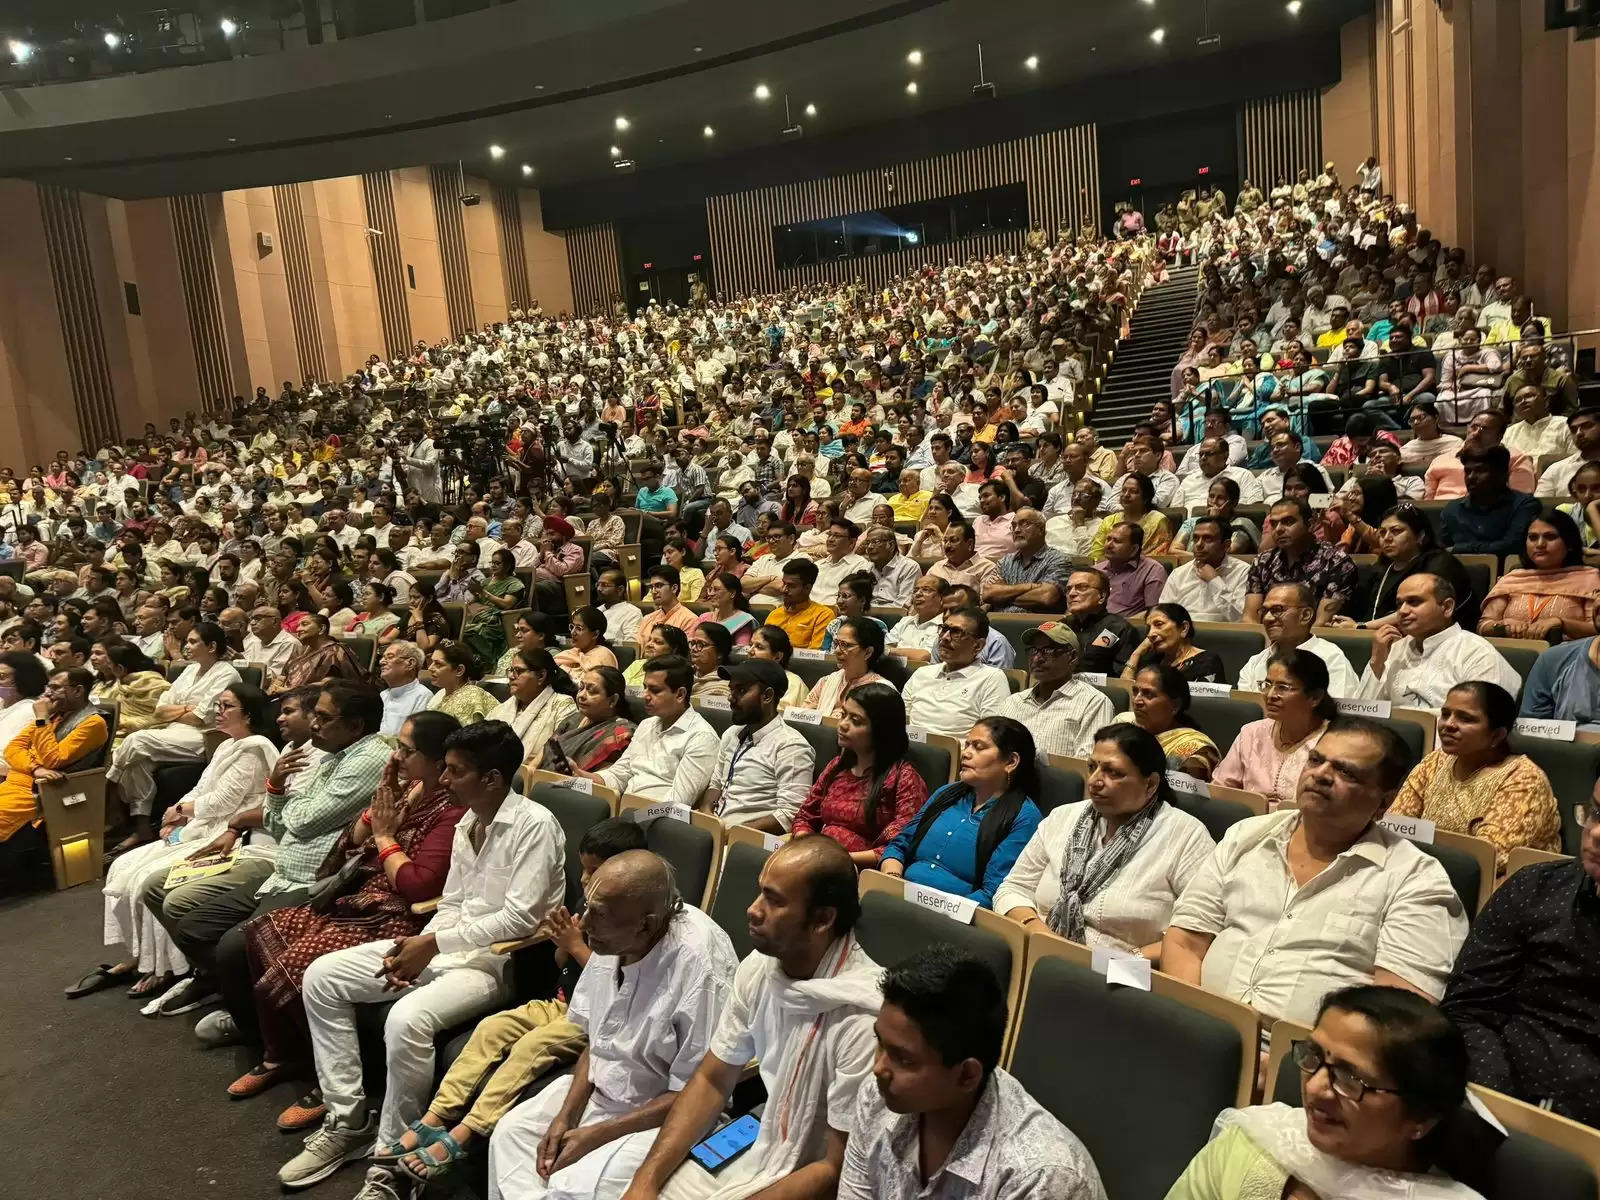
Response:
372,1119,449,1163
399,1132,466,1182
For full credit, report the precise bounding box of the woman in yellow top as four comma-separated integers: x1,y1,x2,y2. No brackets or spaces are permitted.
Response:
88,643,169,750
661,539,705,603
1090,473,1172,560
1389,681,1560,873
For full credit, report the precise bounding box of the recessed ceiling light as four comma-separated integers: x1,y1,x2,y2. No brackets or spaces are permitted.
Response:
1024,54,1039,70
1150,26,1166,43
521,163,533,176
610,145,622,157
227,136,237,143
219,17,237,36
804,103,817,117
907,49,922,65
754,83,771,100
703,124,715,137
9,39,32,62
489,144,505,159
905,80,919,95
1286,0,1302,12
693,45,703,53
534,84,544,91
614,116,630,131
103,31,121,49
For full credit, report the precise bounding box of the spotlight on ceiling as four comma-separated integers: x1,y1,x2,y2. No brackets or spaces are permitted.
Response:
702,124,715,137
1024,54,1039,70
488,144,505,159
614,116,630,131
905,80,919,95
804,103,817,117
1150,26,1166,43
754,83,771,100
103,31,122,49
907,49,923,65
905,231,920,244
520,163,533,177
1286,0,1302,12
9,39,33,62
609,145,622,157
219,17,238,36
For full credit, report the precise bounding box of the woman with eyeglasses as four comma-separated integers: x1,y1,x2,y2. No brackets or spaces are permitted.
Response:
552,605,618,685
461,547,525,668
492,611,563,680
620,623,690,689
687,622,734,703
791,683,927,869
805,616,892,719
1330,503,1477,630
224,712,465,1105
820,572,887,653
1214,648,1337,809
708,534,749,582
424,642,497,724
745,625,811,707
539,666,634,775
695,571,758,648
1478,508,1600,642
1120,603,1225,684
997,724,1212,958
1167,986,1481,1200
1387,681,1559,873
880,716,1042,909
1113,663,1220,781
490,646,579,768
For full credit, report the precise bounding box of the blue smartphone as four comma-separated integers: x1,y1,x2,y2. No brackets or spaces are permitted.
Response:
688,1114,761,1172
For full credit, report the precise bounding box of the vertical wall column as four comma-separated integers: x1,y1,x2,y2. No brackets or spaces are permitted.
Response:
565,223,623,316
169,193,235,408
272,183,328,382
427,164,476,337
1239,91,1324,188
36,185,121,451
360,171,412,360
494,184,533,312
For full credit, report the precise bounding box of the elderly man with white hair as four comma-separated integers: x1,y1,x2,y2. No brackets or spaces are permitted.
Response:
378,640,432,736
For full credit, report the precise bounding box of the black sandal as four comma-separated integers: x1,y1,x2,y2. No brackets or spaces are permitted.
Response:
64,963,134,999
126,972,168,998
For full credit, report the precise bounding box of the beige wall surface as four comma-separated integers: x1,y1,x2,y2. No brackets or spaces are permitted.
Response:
393,165,451,348
0,180,80,466
1321,13,1378,186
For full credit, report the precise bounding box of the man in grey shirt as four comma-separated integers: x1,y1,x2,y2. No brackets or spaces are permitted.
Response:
838,945,1106,1200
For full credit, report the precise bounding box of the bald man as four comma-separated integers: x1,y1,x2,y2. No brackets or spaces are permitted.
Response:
489,851,738,1200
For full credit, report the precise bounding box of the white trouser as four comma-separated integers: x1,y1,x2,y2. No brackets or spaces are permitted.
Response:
103,838,190,976
488,1082,659,1200
108,726,209,815
302,939,510,1145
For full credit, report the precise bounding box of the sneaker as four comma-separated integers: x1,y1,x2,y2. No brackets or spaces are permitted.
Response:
278,1090,328,1133
141,974,220,1019
194,1009,240,1047
278,1115,375,1191
351,1165,414,1200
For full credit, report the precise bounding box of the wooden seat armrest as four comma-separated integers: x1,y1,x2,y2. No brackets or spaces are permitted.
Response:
410,898,439,915
493,931,553,955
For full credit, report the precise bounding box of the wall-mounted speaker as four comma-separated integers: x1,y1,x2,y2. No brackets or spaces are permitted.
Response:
124,281,140,316
257,231,274,254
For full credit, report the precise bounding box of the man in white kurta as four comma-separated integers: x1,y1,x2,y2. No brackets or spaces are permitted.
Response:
488,853,738,1200
1355,574,1522,706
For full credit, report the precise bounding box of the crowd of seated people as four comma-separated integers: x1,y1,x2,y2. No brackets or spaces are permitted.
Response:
0,185,1592,1200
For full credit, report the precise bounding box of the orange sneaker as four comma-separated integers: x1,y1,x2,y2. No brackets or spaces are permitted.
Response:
277,1090,326,1132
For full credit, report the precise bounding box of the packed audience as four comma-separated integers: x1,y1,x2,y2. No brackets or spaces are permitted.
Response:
6,160,1597,1200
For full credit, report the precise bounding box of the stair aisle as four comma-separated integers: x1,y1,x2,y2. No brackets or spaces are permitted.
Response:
1087,264,1199,443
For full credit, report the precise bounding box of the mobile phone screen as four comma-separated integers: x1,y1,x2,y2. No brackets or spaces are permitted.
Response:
688,1114,760,1172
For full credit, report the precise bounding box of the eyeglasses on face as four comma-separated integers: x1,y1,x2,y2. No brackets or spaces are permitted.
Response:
1292,1039,1402,1103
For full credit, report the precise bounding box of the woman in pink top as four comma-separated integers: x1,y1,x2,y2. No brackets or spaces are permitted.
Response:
1214,647,1337,808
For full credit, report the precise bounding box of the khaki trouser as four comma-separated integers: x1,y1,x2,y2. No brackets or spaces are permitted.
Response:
429,998,587,1138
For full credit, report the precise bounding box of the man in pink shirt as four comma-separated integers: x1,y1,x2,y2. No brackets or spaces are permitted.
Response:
972,480,1016,561
1425,409,1535,499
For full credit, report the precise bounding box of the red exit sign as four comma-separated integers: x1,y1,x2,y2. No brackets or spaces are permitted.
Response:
1129,177,1142,186
1197,166,1211,175
693,254,703,262
642,262,653,270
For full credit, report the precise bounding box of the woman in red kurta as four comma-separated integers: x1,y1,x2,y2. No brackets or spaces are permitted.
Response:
231,711,466,1100
790,682,927,869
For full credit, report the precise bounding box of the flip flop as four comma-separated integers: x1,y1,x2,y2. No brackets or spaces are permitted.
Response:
126,973,168,999
65,963,135,999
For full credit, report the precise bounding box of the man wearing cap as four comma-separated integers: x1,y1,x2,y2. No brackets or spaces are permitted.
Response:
700,659,814,835
999,624,1114,763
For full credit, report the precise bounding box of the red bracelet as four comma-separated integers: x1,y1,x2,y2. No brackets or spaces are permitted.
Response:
378,844,404,863
361,808,373,825
265,779,284,796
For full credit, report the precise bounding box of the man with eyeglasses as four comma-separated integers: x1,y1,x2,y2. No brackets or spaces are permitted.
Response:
1163,716,1467,1025
982,507,1070,614
901,606,1011,739
812,519,871,604
997,624,1113,764
635,565,700,651
858,526,920,609
1061,569,1136,677
378,640,433,736
741,521,802,610
1238,582,1361,697
1441,782,1600,1128
886,576,949,666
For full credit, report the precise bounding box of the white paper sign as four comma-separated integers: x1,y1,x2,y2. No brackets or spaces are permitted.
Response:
1513,718,1577,742
626,686,645,699
698,696,732,711
906,726,928,743
1106,956,1153,990
1377,814,1436,844
760,832,784,852
560,777,594,794
792,648,826,661
1188,681,1232,698
62,792,88,808
1336,697,1392,718
1075,672,1108,687
1466,1090,1509,1136
639,802,692,825
1167,771,1212,797
903,882,978,925
784,708,824,725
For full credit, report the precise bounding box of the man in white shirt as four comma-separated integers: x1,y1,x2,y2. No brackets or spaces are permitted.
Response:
812,519,872,603
595,570,644,645
741,522,802,610
702,660,814,833
998,624,1114,763
1255,429,1334,503
241,606,302,686
1174,409,1248,476
280,722,566,1189
129,603,168,661
587,656,718,807
1534,409,1600,499
1159,517,1250,622
498,518,540,571
378,640,434,737
619,837,881,1200
699,498,751,552
885,575,947,665
901,606,1012,738
1163,717,1468,1025
840,469,879,526
487,851,738,1200
858,525,921,609
1174,439,1266,511
1112,438,1180,508
1357,574,1522,706
1236,582,1361,697
323,510,360,553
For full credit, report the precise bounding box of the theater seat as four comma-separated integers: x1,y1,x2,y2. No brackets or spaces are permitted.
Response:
1170,788,1255,843
1006,932,1257,1200
1189,695,1263,754
1505,736,1600,855
1037,763,1086,815
526,781,617,910
709,827,773,961
1414,829,1495,920
1189,623,1268,684
620,797,722,909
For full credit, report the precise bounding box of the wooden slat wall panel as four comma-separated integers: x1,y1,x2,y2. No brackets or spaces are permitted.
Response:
493,184,533,313
271,182,327,382
169,193,234,409
428,165,476,337
705,123,1100,300
37,184,121,450
1240,90,1325,192
360,171,411,360
566,222,623,317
